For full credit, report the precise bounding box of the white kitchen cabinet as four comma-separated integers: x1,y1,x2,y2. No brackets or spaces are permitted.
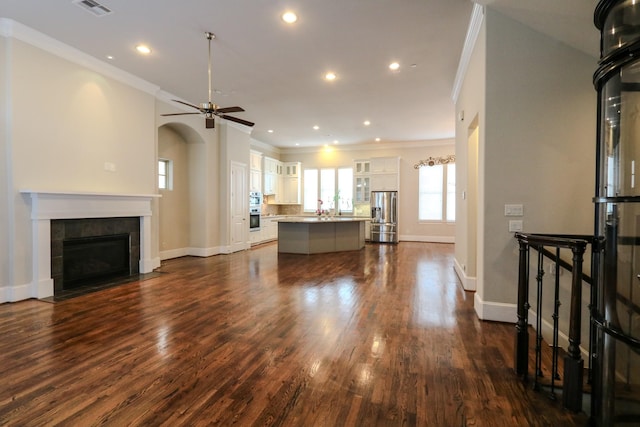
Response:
250,169,262,193
284,162,300,177
370,173,398,191
354,160,370,175
250,150,263,193
263,156,280,195
250,150,263,171
355,176,371,203
282,176,300,204
370,156,399,191
370,156,398,174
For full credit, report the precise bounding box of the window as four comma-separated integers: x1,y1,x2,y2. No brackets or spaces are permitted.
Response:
158,159,172,190
303,167,354,213
303,169,318,210
419,163,455,221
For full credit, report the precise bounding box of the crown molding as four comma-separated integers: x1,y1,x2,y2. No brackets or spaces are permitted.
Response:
451,3,485,103
0,18,159,96
276,138,455,155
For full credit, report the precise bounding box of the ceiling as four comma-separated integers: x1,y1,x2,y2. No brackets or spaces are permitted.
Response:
0,0,600,149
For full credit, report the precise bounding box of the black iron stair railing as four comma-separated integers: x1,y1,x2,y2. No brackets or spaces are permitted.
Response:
514,232,603,413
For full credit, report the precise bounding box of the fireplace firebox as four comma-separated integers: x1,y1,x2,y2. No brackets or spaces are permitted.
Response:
63,233,131,288
51,217,141,292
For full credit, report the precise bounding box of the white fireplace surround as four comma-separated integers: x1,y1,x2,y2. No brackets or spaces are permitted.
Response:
21,190,160,299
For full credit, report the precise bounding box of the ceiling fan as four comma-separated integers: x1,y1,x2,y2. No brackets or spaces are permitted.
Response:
161,32,254,129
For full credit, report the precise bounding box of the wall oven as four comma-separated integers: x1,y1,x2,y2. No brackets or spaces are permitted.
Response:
249,207,260,231
249,191,262,231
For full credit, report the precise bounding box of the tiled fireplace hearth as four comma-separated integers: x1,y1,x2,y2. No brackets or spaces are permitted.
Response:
22,191,159,299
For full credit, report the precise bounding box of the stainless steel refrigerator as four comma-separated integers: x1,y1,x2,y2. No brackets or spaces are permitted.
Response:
370,191,398,243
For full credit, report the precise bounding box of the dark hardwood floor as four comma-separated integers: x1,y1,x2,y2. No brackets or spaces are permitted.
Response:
0,242,588,426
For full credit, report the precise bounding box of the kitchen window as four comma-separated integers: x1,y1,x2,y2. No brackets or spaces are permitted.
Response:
303,167,353,213
418,163,455,221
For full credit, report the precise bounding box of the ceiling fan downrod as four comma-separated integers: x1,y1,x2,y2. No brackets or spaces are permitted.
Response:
205,31,215,111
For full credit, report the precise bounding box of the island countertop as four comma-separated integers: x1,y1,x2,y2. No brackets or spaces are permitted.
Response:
276,216,369,223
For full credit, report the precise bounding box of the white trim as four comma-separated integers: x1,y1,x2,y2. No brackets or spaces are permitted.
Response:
474,293,517,323
160,248,190,261
399,235,454,244
0,18,160,96
453,258,477,291
20,191,160,299
280,138,454,155
451,4,485,103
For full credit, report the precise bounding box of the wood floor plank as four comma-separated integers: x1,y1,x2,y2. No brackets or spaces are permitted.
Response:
0,242,588,426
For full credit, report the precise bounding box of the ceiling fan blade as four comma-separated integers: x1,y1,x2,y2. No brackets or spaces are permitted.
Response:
171,99,202,110
161,112,200,116
216,106,245,114
220,115,255,127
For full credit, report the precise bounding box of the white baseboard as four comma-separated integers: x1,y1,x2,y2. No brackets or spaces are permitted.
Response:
399,235,455,243
160,248,190,261
453,258,476,291
474,293,517,323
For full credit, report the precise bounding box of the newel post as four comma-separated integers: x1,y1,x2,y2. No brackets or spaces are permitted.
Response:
562,242,586,412
515,234,530,378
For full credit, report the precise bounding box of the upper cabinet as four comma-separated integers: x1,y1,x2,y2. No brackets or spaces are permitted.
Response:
250,150,262,193
263,156,281,196
354,159,371,204
250,150,262,171
284,162,300,178
354,160,370,175
370,157,398,174
370,156,399,191
281,162,301,204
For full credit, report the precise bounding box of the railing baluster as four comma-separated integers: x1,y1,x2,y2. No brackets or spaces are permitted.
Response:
534,248,545,391
550,247,561,400
562,242,586,412
515,237,530,379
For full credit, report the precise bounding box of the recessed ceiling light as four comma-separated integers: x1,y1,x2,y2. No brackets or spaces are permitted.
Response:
333,140,339,144
325,72,337,81
106,55,114,60
389,62,400,71
295,143,300,146
375,137,381,142
282,11,298,24
364,120,371,126
313,125,319,130
267,129,274,133
136,44,152,55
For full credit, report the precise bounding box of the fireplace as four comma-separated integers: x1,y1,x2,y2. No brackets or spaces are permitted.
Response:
21,191,159,300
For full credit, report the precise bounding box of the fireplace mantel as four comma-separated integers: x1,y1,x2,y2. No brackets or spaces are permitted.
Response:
21,190,161,298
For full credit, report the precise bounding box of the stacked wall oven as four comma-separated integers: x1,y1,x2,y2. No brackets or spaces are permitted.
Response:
370,191,398,243
249,191,261,231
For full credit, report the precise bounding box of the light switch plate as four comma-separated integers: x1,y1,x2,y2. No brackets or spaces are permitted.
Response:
509,220,523,232
505,204,523,216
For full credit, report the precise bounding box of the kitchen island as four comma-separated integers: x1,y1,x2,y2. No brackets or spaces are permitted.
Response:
277,217,368,254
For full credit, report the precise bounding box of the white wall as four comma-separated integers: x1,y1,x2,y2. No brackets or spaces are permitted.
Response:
0,35,8,295
158,126,191,257
2,32,158,302
279,140,456,242
455,17,486,293
456,8,597,321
